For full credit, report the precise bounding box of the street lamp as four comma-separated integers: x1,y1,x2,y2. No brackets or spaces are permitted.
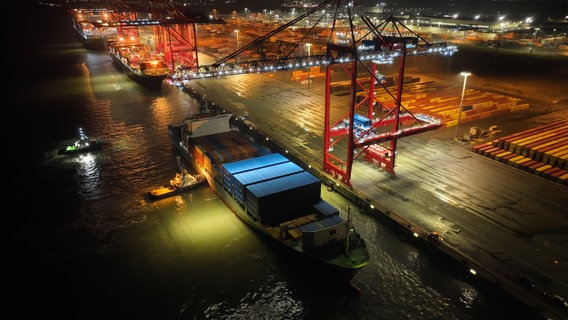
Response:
234,29,239,50
305,42,312,57
305,43,312,88
455,71,471,141
530,27,539,54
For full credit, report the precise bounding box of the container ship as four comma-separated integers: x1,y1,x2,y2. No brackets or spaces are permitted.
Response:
168,112,370,282
108,40,170,89
70,8,117,51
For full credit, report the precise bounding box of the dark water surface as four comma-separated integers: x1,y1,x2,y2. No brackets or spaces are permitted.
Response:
6,5,548,320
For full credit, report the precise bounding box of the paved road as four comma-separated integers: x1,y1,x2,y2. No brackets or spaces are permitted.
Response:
185,48,568,319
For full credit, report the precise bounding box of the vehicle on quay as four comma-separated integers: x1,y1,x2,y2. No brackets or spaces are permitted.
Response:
58,128,104,155
168,111,370,283
148,157,207,200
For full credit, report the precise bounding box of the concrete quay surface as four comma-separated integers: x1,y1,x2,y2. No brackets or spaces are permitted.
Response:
183,52,568,319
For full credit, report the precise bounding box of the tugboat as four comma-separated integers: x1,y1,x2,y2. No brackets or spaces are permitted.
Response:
58,128,104,155
148,157,207,200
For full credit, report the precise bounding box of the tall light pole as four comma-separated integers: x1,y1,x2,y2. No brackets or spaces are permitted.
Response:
455,71,471,141
234,29,239,50
530,27,539,54
305,42,312,57
305,43,312,88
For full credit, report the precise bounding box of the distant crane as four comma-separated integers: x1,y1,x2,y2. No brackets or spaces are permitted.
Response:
96,0,221,71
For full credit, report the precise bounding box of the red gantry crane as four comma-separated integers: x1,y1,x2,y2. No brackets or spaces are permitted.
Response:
98,0,222,72
167,0,458,185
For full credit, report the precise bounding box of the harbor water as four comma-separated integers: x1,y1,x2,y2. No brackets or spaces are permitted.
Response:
7,5,546,320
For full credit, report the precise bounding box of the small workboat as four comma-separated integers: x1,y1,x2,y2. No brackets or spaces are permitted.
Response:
149,157,207,199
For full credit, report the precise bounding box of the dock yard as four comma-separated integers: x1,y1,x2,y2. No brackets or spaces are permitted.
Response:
178,67,568,319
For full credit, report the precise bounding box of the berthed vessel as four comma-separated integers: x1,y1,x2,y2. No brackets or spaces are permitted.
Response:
69,8,117,51
168,111,370,281
108,40,170,89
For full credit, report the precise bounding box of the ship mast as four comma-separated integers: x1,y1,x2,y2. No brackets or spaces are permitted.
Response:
345,205,351,255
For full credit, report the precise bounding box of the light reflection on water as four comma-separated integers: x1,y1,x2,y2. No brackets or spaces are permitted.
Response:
74,153,102,199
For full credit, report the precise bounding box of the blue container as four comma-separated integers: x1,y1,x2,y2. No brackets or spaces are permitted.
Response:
232,161,304,206
313,200,339,217
223,153,289,175
245,171,321,225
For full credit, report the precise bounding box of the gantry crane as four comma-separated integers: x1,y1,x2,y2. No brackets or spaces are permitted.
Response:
321,12,457,185
169,0,459,185
89,0,221,71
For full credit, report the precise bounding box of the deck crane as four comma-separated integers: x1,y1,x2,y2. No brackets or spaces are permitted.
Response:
168,0,458,185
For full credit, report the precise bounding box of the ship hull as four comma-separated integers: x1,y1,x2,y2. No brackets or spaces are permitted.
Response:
211,172,362,282
148,176,207,200
73,26,110,51
73,29,109,51
70,8,116,51
58,140,104,155
109,51,167,89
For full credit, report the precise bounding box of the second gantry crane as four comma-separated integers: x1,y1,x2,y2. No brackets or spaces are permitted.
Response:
95,0,223,72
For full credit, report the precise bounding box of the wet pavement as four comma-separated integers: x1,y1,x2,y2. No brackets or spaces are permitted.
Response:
186,46,568,319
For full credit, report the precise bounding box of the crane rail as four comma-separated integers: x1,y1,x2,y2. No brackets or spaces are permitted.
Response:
168,42,457,84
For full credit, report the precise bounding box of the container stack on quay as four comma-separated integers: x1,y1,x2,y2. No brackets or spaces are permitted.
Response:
472,120,568,185
322,75,530,129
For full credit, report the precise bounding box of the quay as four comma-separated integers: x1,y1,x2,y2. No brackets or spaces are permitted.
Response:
178,63,568,319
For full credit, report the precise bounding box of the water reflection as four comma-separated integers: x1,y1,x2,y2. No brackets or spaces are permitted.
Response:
74,153,102,199
460,286,478,309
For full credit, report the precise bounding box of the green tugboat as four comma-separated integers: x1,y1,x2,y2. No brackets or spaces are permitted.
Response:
58,128,104,155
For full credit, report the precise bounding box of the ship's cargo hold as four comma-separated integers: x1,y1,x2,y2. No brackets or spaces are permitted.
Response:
244,171,321,226
228,160,304,206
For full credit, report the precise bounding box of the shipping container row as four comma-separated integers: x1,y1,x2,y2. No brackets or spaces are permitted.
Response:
472,121,568,185
213,152,330,227
187,131,338,227
350,79,529,128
